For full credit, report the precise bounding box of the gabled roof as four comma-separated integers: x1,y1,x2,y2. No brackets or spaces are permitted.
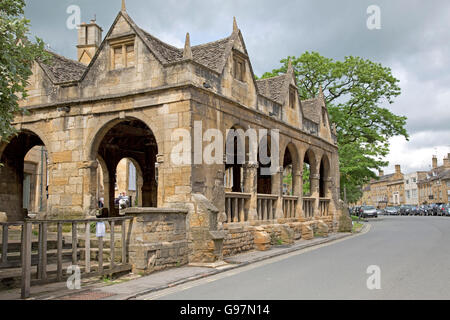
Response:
256,75,289,105
38,51,87,84
192,37,233,73
138,28,234,74
301,97,322,124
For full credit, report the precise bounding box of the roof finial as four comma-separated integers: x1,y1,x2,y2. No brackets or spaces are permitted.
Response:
233,16,238,33
121,0,126,11
287,58,293,72
319,85,324,98
183,32,192,60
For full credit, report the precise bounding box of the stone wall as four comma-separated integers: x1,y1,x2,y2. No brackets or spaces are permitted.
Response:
222,224,254,257
124,207,189,274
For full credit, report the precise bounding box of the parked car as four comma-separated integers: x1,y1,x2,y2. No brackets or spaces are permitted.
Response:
385,206,399,215
429,203,441,216
411,206,420,216
376,208,385,215
401,204,417,216
360,205,378,218
352,206,362,217
438,204,450,216
418,205,429,216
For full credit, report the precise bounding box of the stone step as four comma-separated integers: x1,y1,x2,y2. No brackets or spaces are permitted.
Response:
79,248,124,263
0,260,132,291
0,249,75,269
0,239,68,254
76,237,124,249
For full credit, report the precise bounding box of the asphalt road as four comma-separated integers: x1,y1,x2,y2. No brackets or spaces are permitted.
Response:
140,216,450,300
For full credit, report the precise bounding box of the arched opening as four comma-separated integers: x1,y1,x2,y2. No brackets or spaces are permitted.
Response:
0,131,49,221
93,119,158,216
282,144,299,196
319,155,330,198
224,126,247,193
114,158,143,208
257,133,272,194
303,149,316,196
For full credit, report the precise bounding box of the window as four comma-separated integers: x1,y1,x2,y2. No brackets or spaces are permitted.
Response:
289,87,296,109
113,46,124,69
322,109,327,125
233,54,245,82
111,40,135,70
126,44,135,67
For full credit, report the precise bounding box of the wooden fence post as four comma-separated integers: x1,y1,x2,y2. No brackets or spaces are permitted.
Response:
21,222,32,299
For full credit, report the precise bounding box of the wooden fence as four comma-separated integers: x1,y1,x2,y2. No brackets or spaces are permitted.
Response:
0,216,132,299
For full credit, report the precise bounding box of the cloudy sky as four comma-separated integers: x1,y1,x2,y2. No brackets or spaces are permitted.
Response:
24,0,450,174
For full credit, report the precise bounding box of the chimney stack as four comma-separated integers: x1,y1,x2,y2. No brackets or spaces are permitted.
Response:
77,19,103,65
395,165,401,175
444,153,450,168
379,170,384,177
432,155,438,169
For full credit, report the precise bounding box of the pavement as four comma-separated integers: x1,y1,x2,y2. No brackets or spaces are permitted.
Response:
137,216,450,300
0,226,359,300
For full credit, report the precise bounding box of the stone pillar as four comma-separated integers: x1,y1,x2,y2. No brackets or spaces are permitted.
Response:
293,170,303,218
310,173,320,217
156,154,164,208
80,160,98,217
272,166,284,219
243,162,258,221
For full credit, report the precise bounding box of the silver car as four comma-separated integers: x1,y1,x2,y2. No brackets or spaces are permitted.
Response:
361,205,378,218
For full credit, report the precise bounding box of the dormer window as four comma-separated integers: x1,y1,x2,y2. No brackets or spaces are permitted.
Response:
112,42,135,69
322,109,327,125
108,34,136,70
289,87,296,109
233,54,245,82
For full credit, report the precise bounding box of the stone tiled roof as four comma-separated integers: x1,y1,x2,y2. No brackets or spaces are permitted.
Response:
418,167,450,183
139,28,183,63
255,75,288,105
39,51,87,84
373,173,395,183
301,98,321,124
191,37,232,73
140,28,232,73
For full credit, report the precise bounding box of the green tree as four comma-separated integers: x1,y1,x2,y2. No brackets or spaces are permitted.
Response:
261,52,408,202
0,0,48,140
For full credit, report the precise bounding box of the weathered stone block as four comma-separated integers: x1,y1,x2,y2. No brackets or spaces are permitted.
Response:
301,223,314,240
253,229,271,251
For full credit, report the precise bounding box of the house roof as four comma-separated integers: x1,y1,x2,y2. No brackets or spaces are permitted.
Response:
255,75,289,105
39,51,87,84
301,98,322,124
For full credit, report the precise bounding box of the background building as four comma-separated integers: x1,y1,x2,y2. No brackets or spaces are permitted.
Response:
417,155,450,205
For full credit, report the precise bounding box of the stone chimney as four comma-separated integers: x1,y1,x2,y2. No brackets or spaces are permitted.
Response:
77,19,103,65
444,153,450,168
379,170,384,177
432,155,438,169
395,165,401,175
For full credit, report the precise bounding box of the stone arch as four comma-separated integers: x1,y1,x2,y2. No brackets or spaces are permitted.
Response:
302,148,318,196
87,116,161,162
281,142,300,196
0,129,49,221
224,123,253,192
89,117,159,216
257,130,273,194
319,153,331,198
